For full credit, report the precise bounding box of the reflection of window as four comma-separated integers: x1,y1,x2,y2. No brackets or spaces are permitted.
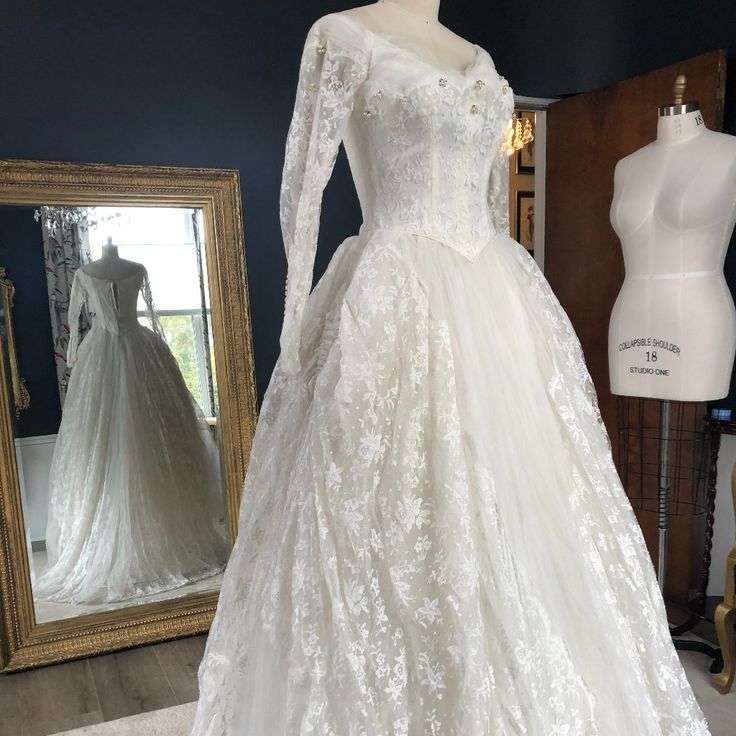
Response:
86,207,216,417
143,313,218,417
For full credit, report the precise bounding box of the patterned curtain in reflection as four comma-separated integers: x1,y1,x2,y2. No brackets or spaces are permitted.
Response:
36,206,91,405
191,210,216,416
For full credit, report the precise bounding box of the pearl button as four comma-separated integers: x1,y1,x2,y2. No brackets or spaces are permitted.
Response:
470,104,479,114
438,78,448,87
474,79,485,91
362,110,372,117
502,83,509,94
316,44,327,55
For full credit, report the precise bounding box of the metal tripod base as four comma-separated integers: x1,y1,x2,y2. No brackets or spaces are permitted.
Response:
672,635,723,674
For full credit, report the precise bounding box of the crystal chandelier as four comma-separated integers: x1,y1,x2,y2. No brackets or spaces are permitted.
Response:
502,111,535,155
33,205,92,236
33,205,121,236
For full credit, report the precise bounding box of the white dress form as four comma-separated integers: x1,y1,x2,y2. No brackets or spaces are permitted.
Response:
343,0,475,71
609,108,736,401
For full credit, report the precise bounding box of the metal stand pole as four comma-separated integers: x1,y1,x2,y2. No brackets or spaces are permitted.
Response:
659,400,723,671
658,399,670,591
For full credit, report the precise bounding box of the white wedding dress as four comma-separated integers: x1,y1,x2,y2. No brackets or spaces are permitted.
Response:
192,13,711,735
34,265,229,604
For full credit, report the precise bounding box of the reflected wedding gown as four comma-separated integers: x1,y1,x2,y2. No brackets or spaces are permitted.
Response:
34,265,229,604
192,13,710,735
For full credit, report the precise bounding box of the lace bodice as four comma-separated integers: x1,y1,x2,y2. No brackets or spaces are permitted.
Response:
67,266,163,366
279,12,515,374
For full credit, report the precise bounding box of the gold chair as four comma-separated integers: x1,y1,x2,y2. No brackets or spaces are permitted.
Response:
713,461,736,694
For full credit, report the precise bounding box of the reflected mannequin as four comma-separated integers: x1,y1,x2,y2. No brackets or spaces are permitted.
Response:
83,238,144,280
33,242,228,604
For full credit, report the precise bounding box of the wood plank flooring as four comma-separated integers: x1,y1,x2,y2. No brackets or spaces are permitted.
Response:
0,635,206,736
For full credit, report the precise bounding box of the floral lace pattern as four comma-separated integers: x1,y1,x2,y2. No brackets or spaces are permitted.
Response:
192,12,711,736
278,19,370,376
351,62,513,259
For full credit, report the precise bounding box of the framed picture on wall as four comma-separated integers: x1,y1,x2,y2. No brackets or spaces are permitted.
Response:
515,111,536,175
515,190,534,252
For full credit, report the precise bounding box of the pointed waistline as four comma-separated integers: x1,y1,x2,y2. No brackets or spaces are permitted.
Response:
357,222,499,262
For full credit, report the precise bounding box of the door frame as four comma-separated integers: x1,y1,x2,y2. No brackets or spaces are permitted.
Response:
512,94,558,270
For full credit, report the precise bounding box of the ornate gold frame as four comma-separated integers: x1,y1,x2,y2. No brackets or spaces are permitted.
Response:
0,268,30,417
0,159,259,672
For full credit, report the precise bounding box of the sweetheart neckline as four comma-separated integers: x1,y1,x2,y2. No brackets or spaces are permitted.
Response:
374,33,483,78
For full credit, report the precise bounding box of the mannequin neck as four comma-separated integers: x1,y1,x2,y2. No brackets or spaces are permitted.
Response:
101,243,119,259
656,108,707,145
376,0,440,24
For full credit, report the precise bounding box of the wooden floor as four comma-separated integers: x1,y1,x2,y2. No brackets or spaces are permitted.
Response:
0,634,206,736
0,604,725,736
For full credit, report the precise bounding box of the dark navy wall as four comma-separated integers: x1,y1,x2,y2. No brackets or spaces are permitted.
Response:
1,0,735,408
0,207,61,437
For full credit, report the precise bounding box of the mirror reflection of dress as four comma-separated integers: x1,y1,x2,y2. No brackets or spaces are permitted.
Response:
34,255,228,604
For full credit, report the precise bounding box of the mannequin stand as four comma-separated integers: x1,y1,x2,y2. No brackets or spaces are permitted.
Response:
658,400,671,588
617,397,722,671
653,400,724,671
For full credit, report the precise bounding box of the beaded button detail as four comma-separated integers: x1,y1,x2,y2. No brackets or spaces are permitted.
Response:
438,78,448,87
470,104,479,114
473,79,485,91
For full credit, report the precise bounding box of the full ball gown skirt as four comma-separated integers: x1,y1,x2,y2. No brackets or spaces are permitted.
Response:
34,266,229,604
192,13,711,735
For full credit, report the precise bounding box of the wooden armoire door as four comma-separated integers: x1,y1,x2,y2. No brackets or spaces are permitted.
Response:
545,50,727,600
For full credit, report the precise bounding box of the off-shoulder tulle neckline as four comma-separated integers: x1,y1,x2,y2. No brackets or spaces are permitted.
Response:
79,265,145,284
333,12,484,77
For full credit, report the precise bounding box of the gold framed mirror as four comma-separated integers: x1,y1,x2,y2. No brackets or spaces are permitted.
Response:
0,159,258,672
0,268,31,418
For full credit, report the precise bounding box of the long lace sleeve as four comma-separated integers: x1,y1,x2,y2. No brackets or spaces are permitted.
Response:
278,15,371,375
141,268,165,340
488,115,515,238
66,270,85,369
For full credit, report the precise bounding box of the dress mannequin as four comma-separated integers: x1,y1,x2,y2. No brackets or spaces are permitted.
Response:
340,0,476,72
608,86,736,401
82,239,144,281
